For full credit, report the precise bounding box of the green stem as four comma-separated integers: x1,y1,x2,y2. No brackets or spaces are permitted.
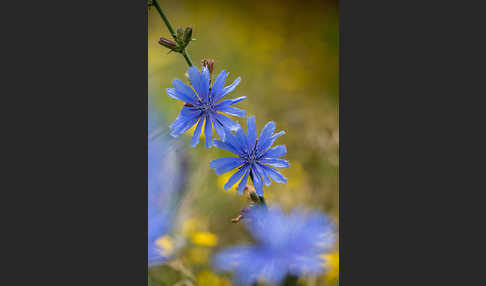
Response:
258,196,267,208
152,0,193,67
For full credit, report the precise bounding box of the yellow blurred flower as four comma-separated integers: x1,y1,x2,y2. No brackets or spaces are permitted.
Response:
192,231,218,247
322,250,339,282
155,235,174,257
197,270,231,286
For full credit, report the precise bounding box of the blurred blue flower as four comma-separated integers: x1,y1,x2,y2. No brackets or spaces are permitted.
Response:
210,116,288,196
148,209,173,264
167,66,245,147
213,206,336,286
148,109,186,266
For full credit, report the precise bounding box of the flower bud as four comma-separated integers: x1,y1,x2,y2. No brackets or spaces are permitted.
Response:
201,59,215,76
182,26,193,47
176,27,184,41
158,37,177,50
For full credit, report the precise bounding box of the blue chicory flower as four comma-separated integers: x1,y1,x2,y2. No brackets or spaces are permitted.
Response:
210,116,288,196
213,206,336,286
148,109,186,266
167,66,246,147
148,209,173,265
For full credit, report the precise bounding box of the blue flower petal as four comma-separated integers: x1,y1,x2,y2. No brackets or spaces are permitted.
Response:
170,79,200,105
169,108,202,137
257,131,286,154
214,105,246,117
235,126,249,154
190,116,205,147
213,112,240,131
187,66,208,103
214,96,247,107
204,114,213,148
236,165,250,194
251,168,264,196
247,116,257,151
211,113,226,141
254,163,271,186
262,145,287,159
224,164,249,190
212,206,336,285
211,70,228,102
200,66,211,101
213,76,241,103
260,164,288,183
219,128,245,156
260,158,290,168
210,157,244,175
213,139,240,155
256,121,276,150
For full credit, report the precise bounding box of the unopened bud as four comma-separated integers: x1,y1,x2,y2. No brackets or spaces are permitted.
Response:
201,59,215,75
182,26,193,47
158,37,177,50
176,27,184,42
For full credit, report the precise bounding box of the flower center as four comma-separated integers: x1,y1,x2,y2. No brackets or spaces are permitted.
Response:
247,142,259,164
200,103,213,113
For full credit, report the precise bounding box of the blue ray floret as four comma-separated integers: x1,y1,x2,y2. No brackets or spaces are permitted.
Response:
213,206,336,286
210,116,289,196
167,66,246,147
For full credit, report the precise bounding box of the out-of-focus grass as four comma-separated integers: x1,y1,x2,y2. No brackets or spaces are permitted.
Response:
149,0,338,285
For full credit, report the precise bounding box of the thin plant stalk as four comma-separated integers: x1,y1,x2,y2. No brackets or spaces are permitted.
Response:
152,0,193,67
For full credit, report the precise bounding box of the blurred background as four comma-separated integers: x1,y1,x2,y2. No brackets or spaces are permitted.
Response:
148,0,338,285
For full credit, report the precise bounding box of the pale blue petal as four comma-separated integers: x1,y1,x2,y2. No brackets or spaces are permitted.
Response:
169,109,199,132
187,66,205,102
257,131,286,154
169,108,202,137
210,157,245,175
214,96,247,107
214,105,246,117
221,128,245,156
213,112,240,131
236,165,250,194
211,112,226,141
260,164,288,183
259,158,290,168
213,139,240,155
190,116,205,147
204,114,213,148
213,76,241,103
200,66,211,101
254,163,271,186
251,168,264,196
262,145,287,159
224,165,249,190
171,79,200,105
247,116,257,151
235,126,249,155
211,70,228,102
256,121,276,150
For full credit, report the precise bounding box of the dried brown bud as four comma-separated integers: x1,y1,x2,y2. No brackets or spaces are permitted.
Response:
231,214,243,223
158,37,177,50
